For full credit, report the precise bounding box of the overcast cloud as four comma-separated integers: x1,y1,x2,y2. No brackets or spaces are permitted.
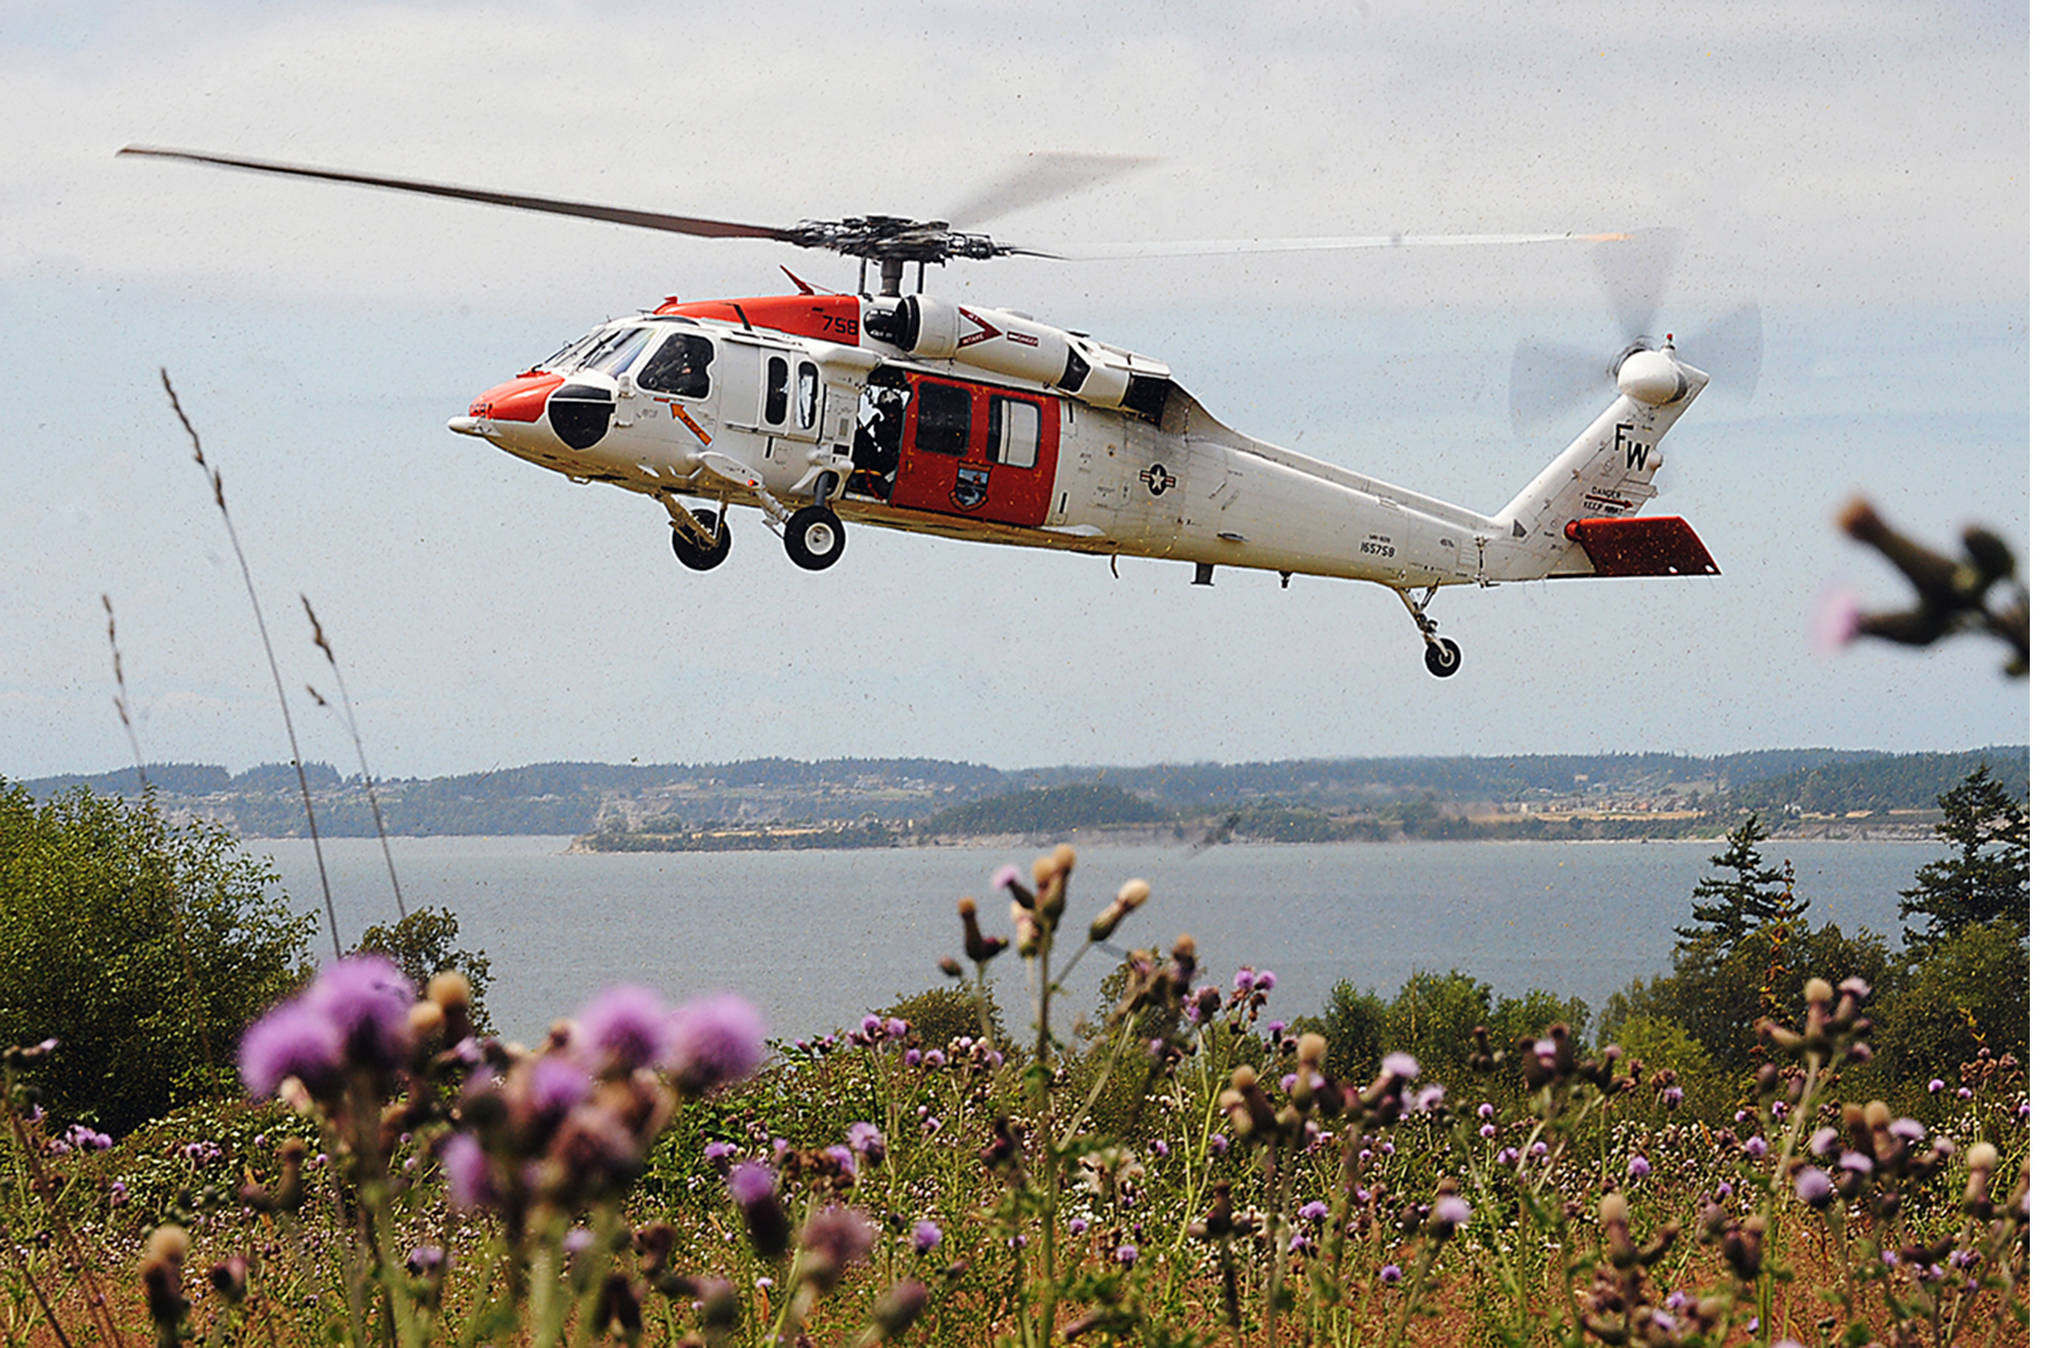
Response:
0,0,2028,779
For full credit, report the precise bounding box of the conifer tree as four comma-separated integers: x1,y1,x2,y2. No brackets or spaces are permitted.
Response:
1898,764,2029,948
1675,814,1805,958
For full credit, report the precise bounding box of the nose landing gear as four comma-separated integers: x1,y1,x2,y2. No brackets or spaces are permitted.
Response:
1397,584,1463,678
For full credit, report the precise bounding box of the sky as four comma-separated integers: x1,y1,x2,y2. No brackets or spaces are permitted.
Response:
0,0,2030,782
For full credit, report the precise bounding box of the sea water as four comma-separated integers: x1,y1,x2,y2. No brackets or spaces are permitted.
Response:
256,837,1926,1043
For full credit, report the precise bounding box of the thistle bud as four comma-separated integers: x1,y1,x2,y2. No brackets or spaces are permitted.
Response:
141,1224,189,1332
871,1279,930,1341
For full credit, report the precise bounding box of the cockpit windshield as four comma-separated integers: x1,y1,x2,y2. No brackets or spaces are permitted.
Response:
537,324,654,376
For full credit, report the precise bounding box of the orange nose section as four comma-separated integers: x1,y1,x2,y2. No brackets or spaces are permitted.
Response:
468,371,565,422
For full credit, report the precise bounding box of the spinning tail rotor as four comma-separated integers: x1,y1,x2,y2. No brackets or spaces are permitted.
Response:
1509,228,1762,439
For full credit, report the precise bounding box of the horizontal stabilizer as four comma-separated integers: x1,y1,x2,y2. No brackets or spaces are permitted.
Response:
1561,516,1719,577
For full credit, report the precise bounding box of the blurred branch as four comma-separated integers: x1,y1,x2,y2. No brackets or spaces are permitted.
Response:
1834,499,2028,677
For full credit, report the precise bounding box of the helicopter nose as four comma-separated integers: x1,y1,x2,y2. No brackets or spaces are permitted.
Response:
465,370,564,423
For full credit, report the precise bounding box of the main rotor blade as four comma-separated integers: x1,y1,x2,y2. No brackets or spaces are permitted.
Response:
1594,226,1679,341
946,152,1157,230
1057,232,1629,260
1684,301,1763,404
119,145,802,244
1509,336,1613,440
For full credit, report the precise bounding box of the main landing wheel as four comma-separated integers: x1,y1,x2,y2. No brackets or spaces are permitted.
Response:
670,509,731,571
784,505,846,571
1424,637,1463,679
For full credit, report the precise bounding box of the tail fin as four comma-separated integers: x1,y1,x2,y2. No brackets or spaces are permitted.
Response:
1489,346,1712,580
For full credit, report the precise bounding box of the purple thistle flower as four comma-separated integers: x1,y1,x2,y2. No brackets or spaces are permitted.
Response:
825,1144,857,1176
1253,970,1277,992
1068,1216,1089,1236
1809,1127,1839,1157
239,1000,345,1098
922,1049,946,1069
1840,1151,1873,1176
1234,968,1257,994
847,1121,885,1163
903,1048,923,1068
1115,1243,1138,1267
727,1160,776,1206
798,1205,876,1288
1794,1167,1835,1207
1298,1200,1329,1222
1381,1052,1419,1080
576,985,670,1073
912,1219,942,1254
1812,584,1863,655
1431,1194,1472,1231
305,955,416,1071
1379,1264,1402,1284
523,1055,593,1124
440,1133,498,1211
405,1245,445,1276
1890,1118,1927,1145
1928,1077,1945,1094
1627,1154,1651,1179
665,994,766,1094
1476,1102,1494,1119
1744,1135,1769,1160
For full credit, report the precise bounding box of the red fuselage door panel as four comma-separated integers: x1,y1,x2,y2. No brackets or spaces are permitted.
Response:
891,377,1059,528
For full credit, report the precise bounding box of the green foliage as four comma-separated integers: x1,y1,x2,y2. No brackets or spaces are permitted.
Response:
882,984,1007,1050
1876,916,2028,1078
353,905,495,1035
1607,918,1893,1074
1897,763,2029,947
1675,813,1807,958
0,780,314,1133
918,783,1162,837
1386,969,1492,1083
1608,1012,1737,1121
1315,978,1388,1086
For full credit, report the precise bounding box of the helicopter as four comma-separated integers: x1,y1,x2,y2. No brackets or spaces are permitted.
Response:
120,146,1755,677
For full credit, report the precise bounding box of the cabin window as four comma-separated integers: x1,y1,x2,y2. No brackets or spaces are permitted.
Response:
988,397,1040,468
764,356,789,426
638,333,714,398
796,362,820,431
915,383,972,456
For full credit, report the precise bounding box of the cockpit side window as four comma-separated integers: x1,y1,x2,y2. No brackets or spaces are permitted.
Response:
639,333,715,398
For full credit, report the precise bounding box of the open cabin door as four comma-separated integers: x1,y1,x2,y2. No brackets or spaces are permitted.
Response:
890,376,1060,528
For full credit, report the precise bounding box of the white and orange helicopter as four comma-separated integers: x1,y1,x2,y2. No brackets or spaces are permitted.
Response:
122,147,1758,677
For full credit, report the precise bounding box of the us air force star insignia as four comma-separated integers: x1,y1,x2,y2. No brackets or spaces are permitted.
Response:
1141,463,1177,496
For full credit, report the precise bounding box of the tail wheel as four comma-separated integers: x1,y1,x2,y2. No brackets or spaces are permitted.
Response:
1424,637,1463,678
784,505,846,571
670,509,731,571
